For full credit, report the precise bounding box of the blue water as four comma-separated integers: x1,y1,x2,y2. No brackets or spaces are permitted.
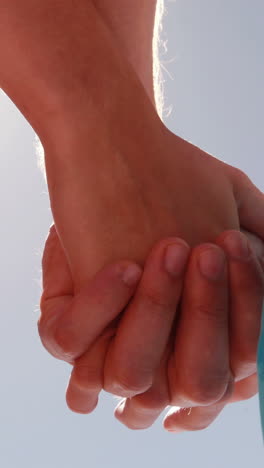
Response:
257,304,264,444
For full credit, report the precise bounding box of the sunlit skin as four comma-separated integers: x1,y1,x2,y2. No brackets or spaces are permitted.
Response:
40,226,264,432
40,84,264,434
38,6,264,430
0,1,263,433
38,2,264,431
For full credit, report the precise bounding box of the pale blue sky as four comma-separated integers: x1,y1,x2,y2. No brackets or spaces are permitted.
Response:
0,1,263,466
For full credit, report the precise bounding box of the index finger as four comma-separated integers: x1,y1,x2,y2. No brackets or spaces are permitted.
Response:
168,243,231,408
103,237,190,398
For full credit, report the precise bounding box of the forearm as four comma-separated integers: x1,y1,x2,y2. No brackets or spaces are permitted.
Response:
0,1,153,140
0,0,86,138
0,1,165,139
19,0,167,201
92,0,165,114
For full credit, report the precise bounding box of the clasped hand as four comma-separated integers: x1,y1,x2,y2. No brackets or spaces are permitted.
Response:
39,226,264,432
38,105,264,432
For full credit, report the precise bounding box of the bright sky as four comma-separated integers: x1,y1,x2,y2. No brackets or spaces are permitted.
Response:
0,1,263,466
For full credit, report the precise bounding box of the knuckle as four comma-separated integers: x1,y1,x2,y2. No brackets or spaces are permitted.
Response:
139,287,171,310
38,296,57,337
37,312,54,344
72,366,100,392
37,317,49,353
233,167,248,183
66,391,98,415
37,313,56,354
237,168,247,179
219,378,234,403
182,374,230,406
134,392,168,414
53,324,77,361
194,303,226,325
37,307,76,363
110,371,152,398
71,367,89,391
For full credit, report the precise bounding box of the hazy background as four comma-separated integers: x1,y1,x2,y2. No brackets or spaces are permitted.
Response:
0,1,263,466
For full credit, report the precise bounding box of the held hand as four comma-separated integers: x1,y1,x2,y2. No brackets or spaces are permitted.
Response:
38,228,264,431
115,230,264,431
45,104,264,293
41,76,264,430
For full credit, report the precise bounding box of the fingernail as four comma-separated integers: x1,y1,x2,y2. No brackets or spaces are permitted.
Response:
223,231,251,260
199,247,226,281
122,264,142,286
164,241,190,277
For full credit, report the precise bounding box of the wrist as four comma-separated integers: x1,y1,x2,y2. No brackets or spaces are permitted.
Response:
40,6,164,155
43,69,165,189
0,1,119,143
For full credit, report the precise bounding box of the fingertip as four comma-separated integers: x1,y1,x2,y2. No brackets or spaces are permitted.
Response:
66,384,99,414
120,263,143,287
163,408,184,433
96,261,143,290
163,420,182,433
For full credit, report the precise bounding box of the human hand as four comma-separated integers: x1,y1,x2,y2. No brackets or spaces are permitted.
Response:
44,94,264,296
115,229,264,432
39,31,264,426
38,227,264,432
41,100,264,429
38,17,264,430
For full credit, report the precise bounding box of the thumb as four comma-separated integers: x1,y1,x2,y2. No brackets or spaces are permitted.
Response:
38,224,75,363
38,225,143,364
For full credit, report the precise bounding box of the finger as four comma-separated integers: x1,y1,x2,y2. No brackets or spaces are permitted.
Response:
114,235,262,430
163,377,234,433
39,226,143,363
163,372,257,433
216,230,264,380
40,225,73,300
66,328,114,414
228,373,258,403
114,346,171,430
53,261,142,362
38,225,74,362
103,237,190,398
231,168,264,240
240,229,264,261
168,244,231,407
